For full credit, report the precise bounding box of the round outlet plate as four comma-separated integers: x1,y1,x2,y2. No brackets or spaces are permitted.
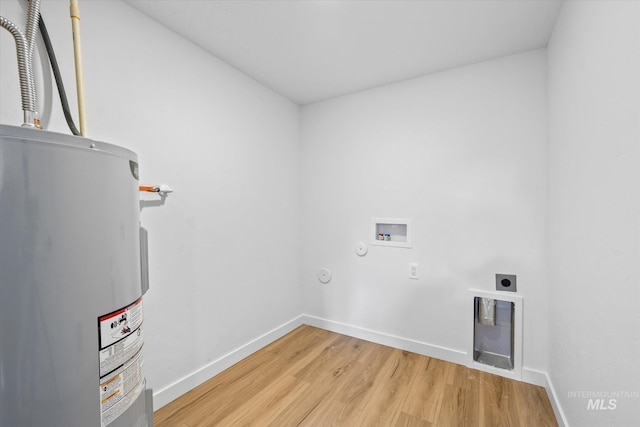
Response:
355,242,368,256
318,267,332,284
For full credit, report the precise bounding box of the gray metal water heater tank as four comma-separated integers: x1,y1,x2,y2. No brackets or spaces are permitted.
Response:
0,124,153,427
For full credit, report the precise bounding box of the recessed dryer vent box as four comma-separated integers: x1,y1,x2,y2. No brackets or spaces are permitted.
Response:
371,218,412,248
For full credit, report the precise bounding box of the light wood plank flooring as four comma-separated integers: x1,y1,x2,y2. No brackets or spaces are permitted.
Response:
154,325,557,426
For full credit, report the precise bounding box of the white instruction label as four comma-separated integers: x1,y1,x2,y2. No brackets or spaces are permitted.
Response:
98,298,145,427
99,298,143,352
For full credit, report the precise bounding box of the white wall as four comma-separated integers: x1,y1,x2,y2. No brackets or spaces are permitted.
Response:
301,50,549,372
547,1,640,425
6,2,639,423
0,0,302,404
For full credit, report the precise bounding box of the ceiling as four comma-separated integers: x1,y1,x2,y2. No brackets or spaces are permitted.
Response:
124,0,562,105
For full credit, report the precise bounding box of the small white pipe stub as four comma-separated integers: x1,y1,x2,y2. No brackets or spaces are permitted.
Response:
157,185,173,197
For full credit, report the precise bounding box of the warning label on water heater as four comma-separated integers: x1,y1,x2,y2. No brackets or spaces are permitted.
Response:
98,298,145,427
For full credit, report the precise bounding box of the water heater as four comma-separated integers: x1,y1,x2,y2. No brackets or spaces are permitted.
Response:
0,124,153,426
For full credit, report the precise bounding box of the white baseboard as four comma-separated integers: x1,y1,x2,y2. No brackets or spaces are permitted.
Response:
151,315,305,410
306,314,567,426
300,314,468,366
519,367,568,426
543,371,570,427
152,312,567,427
521,366,547,387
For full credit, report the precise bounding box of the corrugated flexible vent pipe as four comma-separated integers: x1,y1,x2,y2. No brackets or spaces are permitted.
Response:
24,0,40,113
0,16,33,120
0,0,41,128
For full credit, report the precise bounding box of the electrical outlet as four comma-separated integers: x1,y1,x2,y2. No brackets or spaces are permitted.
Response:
409,263,419,279
496,273,516,292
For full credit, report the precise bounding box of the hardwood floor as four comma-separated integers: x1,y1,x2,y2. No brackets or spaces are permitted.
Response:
154,325,557,426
